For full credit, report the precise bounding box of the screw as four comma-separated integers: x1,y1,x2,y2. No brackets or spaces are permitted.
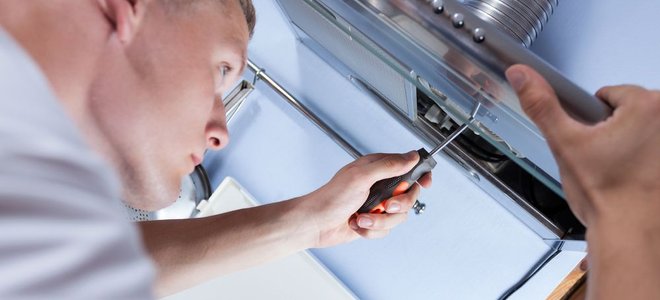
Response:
451,13,465,28
413,200,426,215
431,0,444,14
473,27,486,43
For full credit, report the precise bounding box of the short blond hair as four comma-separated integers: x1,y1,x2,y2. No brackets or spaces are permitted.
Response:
237,0,256,38
162,0,256,38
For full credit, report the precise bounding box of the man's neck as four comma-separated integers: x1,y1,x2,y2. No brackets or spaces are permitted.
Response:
0,1,110,123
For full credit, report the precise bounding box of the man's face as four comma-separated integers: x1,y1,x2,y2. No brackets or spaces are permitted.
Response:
89,1,249,210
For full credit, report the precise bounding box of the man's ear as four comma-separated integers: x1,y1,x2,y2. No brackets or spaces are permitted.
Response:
98,0,148,44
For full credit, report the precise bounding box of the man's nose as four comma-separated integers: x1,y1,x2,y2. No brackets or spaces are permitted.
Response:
205,98,229,151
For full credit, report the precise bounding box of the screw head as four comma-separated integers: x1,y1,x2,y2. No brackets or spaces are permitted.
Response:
431,0,444,13
451,13,465,28
473,27,486,43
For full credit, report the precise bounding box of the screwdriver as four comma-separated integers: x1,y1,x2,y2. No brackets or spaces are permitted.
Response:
357,103,481,214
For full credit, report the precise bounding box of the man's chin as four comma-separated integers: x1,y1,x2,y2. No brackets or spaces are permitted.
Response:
121,183,180,212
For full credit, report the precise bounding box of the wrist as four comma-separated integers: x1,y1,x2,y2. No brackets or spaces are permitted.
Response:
586,212,660,300
589,189,660,229
587,197,660,249
285,196,325,249
289,193,357,249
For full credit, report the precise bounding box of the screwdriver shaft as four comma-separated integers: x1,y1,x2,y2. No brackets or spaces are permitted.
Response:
428,121,472,156
428,102,482,156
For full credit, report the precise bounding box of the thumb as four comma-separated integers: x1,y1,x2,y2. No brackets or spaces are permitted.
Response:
506,64,576,142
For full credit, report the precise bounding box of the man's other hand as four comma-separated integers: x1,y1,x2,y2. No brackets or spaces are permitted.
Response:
505,64,660,229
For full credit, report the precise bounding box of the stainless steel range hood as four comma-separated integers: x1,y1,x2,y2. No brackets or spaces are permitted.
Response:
274,0,616,245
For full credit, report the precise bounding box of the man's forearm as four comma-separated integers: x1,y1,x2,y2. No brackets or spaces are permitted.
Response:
139,197,318,297
138,152,426,297
586,208,660,300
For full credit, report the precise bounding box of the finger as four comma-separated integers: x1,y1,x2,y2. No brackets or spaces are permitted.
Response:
596,85,648,108
351,153,390,167
506,64,578,141
356,212,408,230
355,228,391,240
579,256,589,271
417,172,432,188
349,217,359,230
384,183,421,213
361,151,419,184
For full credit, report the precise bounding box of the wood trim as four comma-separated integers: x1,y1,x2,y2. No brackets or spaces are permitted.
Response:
547,263,587,300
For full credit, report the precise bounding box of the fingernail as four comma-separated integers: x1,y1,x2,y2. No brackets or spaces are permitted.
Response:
349,219,359,230
579,259,588,271
506,69,527,92
358,217,374,228
387,202,401,213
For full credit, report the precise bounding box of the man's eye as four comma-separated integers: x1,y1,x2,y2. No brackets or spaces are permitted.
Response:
217,65,233,91
220,65,232,78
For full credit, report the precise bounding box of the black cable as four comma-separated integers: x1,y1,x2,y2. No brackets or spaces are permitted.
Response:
455,135,508,163
497,242,563,300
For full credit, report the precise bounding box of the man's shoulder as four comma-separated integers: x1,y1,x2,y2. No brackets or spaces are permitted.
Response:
0,28,154,299
0,27,121,198
0,28,81,145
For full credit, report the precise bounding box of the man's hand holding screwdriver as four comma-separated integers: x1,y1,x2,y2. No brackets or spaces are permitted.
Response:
297,151,432,248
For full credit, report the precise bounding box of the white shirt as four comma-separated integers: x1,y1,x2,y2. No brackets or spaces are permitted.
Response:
0,28,154,299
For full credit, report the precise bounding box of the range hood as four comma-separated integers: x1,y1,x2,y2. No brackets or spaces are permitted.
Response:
274,0,613,245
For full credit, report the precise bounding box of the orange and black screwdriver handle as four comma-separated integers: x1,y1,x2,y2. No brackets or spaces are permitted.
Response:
357,148,436,214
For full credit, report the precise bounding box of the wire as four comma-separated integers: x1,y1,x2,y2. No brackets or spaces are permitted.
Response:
456,135,508,163
497,242,563,300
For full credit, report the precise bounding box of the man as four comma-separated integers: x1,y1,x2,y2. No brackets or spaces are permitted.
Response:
0,0,428,298
0,0,657,299
87,0,660,297
90,1,658,297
